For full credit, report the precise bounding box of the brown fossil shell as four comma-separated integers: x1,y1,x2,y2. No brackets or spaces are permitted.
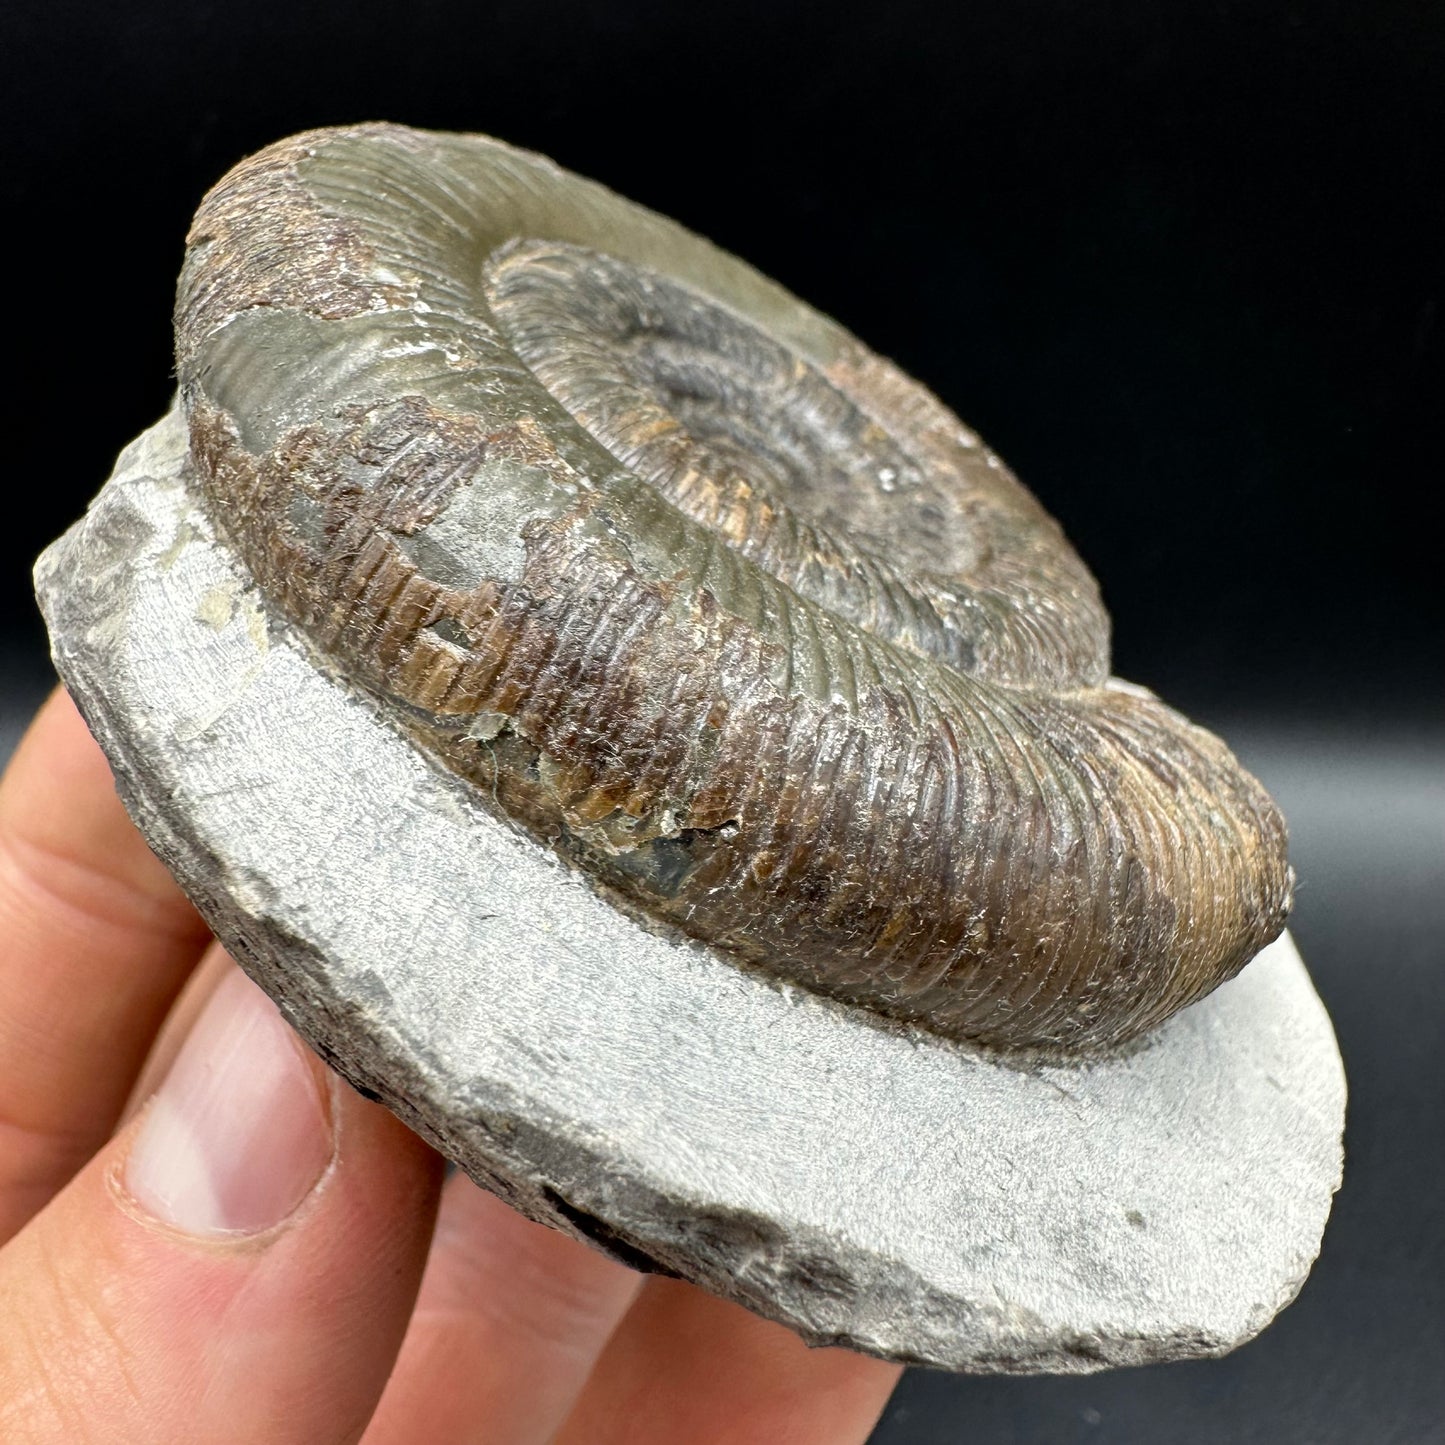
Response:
174,123,1291,1055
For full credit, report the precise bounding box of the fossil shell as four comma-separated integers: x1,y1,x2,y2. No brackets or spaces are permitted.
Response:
175,123,1291,1055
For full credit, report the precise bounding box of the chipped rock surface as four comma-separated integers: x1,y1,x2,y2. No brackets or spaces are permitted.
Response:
35,410,1346,1374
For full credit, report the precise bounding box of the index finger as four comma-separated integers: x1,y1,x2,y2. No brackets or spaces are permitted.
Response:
0,688,211,1240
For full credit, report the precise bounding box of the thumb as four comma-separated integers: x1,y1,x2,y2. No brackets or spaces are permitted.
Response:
0,962,443,1445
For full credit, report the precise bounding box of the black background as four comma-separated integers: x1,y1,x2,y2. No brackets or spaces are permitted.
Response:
2,3,1441,1442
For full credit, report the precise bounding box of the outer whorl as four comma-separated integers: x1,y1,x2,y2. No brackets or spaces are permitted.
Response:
176,123,1291,1055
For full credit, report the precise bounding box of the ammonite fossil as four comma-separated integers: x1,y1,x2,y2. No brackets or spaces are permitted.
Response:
177,123,1291,1056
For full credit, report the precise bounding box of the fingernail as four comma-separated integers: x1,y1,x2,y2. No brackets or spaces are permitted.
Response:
125,967,334,1235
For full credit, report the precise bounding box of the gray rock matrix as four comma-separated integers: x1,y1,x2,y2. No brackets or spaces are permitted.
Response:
35,411,1345,1374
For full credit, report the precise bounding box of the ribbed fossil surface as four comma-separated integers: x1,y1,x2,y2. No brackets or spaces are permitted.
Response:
175,123,1291,1054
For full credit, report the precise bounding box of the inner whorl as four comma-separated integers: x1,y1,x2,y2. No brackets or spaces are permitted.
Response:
175,123,1292,1055
484,239,1092,686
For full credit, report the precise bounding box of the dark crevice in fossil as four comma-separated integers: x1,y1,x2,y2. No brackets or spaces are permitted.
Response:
426,615,471,649
592,819,742,899
540,1187,681,1277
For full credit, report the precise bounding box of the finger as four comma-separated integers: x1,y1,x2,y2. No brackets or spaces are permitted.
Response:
120,943,235,1125
0,963,443,1445
553,1277,902,1445
0,689,211,1239
362,1174,641,1445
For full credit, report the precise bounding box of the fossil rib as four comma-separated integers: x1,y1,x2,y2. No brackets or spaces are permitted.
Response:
175,123,1291,1054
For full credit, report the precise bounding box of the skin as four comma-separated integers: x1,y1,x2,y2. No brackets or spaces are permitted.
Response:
0,689,901,1444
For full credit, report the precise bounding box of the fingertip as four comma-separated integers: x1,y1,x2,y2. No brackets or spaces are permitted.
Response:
0,965,443,1445
122,966,337,1237
553,1278,903,1445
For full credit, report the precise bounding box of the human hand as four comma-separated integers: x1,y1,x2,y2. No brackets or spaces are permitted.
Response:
0,689,901,1443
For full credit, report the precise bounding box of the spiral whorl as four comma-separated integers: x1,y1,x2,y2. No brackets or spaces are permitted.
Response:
175,124,1291,1054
